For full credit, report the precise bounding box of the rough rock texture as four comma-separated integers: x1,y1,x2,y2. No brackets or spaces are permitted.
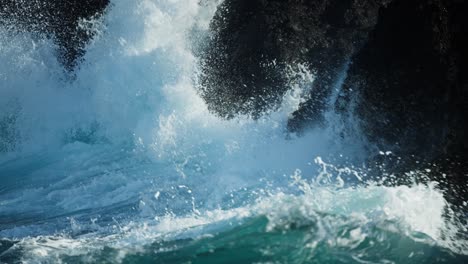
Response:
334,0,468,205
203,0,467,155
338,0,468,159
200,0,387,119
0,0,109,69
202,0,468,197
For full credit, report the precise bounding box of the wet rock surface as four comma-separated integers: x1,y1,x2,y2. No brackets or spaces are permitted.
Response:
338,0,468,159
199,0,387,119
202,0,468,193
0,0,109,69
339,0,467,206
203,1,467,147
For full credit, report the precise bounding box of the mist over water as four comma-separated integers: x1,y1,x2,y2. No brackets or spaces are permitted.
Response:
0,0,466,263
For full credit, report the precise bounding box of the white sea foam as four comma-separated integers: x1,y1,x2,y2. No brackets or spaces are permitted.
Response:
8,177,465,263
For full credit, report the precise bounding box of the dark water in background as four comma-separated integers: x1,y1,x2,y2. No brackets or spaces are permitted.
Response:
0,1,467,263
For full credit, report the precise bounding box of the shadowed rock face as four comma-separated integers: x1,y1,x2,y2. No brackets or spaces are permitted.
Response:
335,0,468,201
199,0,387,119
202,0,468,193
203,0,467,152
0,0,109,69
337,0,468,158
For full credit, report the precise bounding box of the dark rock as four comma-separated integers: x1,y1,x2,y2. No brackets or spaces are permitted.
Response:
200,0,387,119
338,0,468,159
202,0,467,161
0,0,109,69
335,0,468,204
202,0,468,197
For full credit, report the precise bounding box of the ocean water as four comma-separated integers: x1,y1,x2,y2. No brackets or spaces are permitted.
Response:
0,0,467,263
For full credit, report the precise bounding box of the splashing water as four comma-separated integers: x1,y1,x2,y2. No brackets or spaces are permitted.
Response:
0,0,466,263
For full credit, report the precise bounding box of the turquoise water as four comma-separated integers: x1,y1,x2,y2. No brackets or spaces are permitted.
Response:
2,215,467,263
0,0,467,263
